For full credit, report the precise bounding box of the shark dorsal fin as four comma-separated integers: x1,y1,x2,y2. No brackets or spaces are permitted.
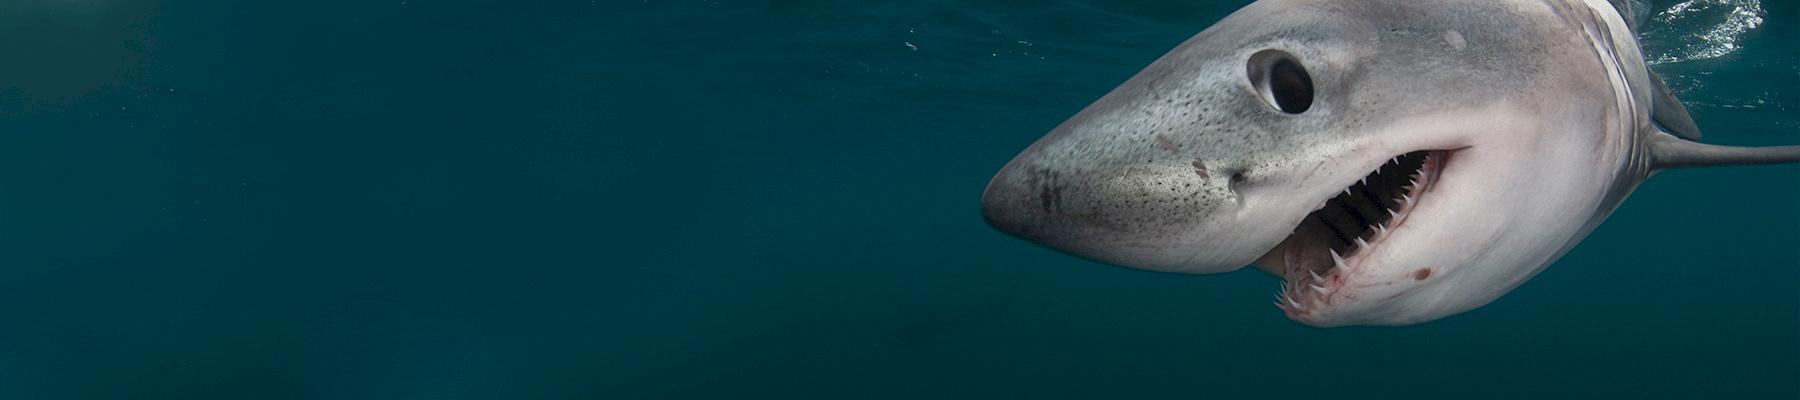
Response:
1605,0,1698,139
1605,0,1646,31
1608,0,1633,30
1647,71,1702,140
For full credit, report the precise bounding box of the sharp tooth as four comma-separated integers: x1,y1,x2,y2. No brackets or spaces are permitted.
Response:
1409,179,1419,187
1377,223,1389,234
1403,194,1415,204
1287,297,1305,309
1387,209,1400,219
1330,249,1346,268
1355,237,1370,248
1360,177,1367,185
1308,270,1323,281
1311,284,1328,295
1343,188,1352,196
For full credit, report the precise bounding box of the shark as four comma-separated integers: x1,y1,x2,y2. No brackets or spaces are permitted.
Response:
980,0,1800,327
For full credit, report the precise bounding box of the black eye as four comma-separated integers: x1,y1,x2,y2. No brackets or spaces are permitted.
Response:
1249,50,1315,114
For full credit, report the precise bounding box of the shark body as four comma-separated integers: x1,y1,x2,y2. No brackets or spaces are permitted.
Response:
981,0,1800,326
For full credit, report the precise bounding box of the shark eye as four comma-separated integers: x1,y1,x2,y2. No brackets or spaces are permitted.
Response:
1249,50,1315,114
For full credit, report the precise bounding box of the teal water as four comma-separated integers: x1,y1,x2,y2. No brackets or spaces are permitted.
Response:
1,0,1796,398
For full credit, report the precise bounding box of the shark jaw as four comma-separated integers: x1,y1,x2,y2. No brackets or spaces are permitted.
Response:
1255,149,1456,326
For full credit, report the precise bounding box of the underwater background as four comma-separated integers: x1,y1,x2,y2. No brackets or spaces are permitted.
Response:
0,0,1795,398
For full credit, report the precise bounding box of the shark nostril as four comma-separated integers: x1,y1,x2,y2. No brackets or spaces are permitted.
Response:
1227,171,1249,206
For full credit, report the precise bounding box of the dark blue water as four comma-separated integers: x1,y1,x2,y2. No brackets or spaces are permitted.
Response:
1,1,1795,398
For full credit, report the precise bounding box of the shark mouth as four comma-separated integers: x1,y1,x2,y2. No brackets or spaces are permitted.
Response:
1273,150,1451,313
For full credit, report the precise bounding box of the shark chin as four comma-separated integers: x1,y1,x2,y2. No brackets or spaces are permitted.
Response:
982,0,1800,328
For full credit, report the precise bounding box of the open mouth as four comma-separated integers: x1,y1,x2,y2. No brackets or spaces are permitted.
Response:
1274,150,1452,313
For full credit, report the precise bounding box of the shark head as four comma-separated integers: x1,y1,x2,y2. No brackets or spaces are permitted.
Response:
982,0,1800,327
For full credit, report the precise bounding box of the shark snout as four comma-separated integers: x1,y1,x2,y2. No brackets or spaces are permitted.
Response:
979,58,1285,274
979,162,1103,251
981,143,1243,271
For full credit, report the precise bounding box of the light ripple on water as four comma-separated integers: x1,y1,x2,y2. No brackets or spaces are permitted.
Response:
1640,0,1765,65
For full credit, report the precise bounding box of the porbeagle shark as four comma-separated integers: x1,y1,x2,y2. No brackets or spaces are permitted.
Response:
981,0,1800,327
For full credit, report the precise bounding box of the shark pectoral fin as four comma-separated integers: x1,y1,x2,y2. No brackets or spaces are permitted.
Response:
1648,71,1701,140
1648,132,1800,170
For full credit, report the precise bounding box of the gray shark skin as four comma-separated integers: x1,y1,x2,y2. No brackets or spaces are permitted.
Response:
981,0,1800,327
